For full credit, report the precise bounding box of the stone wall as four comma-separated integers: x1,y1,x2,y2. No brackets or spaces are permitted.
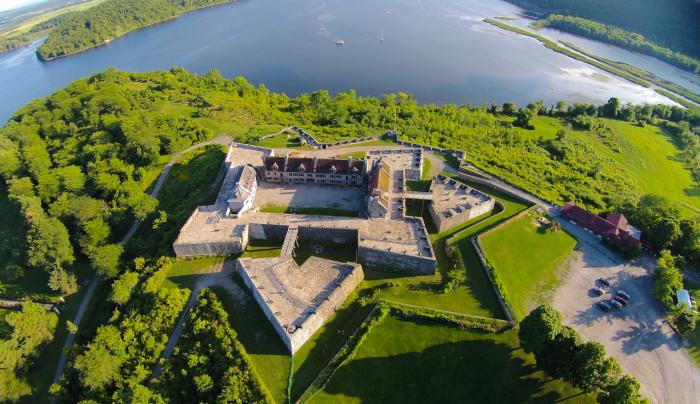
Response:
236,259,364,354
297,226,358,244
288,265,363,352
248,223,289,241
236,260,295,351
429,197,496,233
357,246,435,275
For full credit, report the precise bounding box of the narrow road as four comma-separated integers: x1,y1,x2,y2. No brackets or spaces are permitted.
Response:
51,136,231,387
150,260,242,381
458,169,699,403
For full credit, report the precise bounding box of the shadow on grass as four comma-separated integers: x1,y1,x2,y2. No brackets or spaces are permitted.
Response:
321,337,567,403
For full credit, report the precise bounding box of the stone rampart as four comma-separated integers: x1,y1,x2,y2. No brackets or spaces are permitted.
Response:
358,246,435,275
429,197,496,233
297,226,358,244
288,265,363,352
236,260,294,350
248,223,289,241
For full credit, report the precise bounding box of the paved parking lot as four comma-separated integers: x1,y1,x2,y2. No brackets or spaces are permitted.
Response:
553,244,700,403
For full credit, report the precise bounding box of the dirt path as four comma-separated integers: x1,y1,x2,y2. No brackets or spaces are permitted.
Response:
150,259,244,381
52,136,232,387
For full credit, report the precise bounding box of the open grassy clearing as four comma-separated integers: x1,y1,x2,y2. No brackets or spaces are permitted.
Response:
421,157,432,180
242,240,283,259
335,138,397,148
161,256,226,289
310,315,590,403
569,119,699,215
365,179,530,319
510,115,563,141
254,132,309,149
480,212,577,318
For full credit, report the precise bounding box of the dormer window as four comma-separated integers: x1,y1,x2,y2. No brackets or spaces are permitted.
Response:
351,166,358,173
298,164,306,173
271,162,279,171
330,165,337,174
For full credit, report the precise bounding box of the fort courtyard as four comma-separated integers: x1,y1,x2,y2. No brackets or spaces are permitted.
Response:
172,139,496,352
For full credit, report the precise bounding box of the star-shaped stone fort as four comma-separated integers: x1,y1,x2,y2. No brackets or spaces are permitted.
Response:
173,135,495,353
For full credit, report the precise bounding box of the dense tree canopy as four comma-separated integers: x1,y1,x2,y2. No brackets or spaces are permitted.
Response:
505,0,700,58
536,15,700,74
37,0,233,60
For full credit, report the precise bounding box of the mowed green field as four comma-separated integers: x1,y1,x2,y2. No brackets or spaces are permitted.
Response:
570,119,699,216
480,213,577,319
310,315,591,404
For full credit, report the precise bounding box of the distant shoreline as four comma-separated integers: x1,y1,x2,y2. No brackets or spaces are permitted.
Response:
38,0,235,62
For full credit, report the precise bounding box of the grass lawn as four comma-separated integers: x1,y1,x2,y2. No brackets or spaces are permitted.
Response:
161,256,227,289
242,240,283,259
480,213,577,318
511,115,563,141
370,177,530,319
421,158,432,180
259,204,359,217
310,315,590,403
336,138,397,148
333,151,367,159
213,276,372,403
683,280,700,367
570,119,699,216
405,180,431,192
254,133,309,149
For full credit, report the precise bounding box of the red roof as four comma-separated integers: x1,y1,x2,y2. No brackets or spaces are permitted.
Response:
606,213,630,232
561,203,640,251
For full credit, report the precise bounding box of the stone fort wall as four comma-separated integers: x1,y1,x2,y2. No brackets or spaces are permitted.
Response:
428,197,496,233
358,246,435,275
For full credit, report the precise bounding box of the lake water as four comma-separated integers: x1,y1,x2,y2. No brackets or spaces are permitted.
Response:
0,0,684,123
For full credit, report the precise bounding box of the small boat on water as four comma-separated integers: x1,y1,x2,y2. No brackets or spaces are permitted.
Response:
380,32,384,42
336,39,345,45
320,26,327,31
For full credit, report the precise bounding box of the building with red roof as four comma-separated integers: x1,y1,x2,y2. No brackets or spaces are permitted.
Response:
560,203,641,252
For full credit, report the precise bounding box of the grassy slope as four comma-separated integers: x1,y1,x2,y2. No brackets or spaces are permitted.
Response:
480,213,577,318
310,315,590,403
569,119,699,215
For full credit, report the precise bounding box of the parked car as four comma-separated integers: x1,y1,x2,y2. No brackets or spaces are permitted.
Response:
617,290,631,301
598,278,611,288
591,287,605,297
614,296,628,306
597,301,611,312
610,299,623,310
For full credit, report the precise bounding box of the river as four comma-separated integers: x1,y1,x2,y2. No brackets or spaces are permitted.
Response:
0,0,684,123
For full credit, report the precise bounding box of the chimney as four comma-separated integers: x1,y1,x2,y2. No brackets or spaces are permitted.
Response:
284,154,289,171
312,155,318,172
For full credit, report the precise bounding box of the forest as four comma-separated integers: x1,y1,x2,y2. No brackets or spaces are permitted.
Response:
36,0,233,60
0,68,698,399
504,0,700,58
535,15,700,74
